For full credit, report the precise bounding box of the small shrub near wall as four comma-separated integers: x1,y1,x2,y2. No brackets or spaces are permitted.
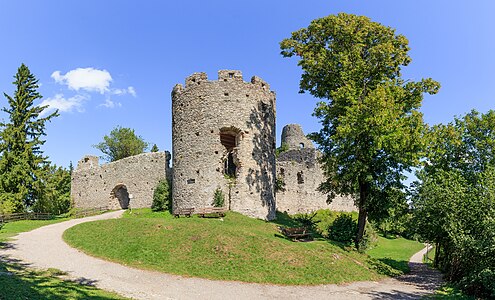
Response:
213,187,225,207
151,180,171,211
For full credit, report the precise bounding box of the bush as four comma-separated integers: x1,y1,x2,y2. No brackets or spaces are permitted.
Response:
328,214,357,245
293,212,320,231
151,180,171,211
213,187,225,207
358,222,379,252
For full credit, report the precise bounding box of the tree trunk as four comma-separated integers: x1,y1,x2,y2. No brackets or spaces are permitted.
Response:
355,180,368,250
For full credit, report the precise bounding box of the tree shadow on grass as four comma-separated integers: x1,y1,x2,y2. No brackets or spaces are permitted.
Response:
0,254,122,299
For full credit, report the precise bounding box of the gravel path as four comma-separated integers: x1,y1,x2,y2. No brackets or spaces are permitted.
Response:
1,211,443,299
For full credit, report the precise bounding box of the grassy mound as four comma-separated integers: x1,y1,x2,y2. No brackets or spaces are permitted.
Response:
64,209,410,285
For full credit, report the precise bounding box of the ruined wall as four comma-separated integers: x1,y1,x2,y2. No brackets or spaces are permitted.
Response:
172,70,276,220
276,124,356,214
71,152,171,210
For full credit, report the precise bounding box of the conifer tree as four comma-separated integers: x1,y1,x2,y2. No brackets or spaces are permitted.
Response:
0,64,58,213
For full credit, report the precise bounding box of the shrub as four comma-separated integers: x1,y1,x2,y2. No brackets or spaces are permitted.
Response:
213,187,225,207
151,180,171,211
328,214,357,245
293,212,320,231
358,222,379,252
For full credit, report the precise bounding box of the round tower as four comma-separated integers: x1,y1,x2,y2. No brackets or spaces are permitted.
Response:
281,124,315,150
172,70,276,220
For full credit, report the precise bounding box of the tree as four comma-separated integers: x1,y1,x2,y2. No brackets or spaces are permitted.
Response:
93,126,148,162
151,144,159,152
411,111,495,297
280,13,440,249
32,165,71,215
0,64,58,213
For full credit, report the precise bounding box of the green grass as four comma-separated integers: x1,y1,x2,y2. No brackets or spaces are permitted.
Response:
0,217,127,299
0,218,68,243
63,208,418,285
367,235,424,274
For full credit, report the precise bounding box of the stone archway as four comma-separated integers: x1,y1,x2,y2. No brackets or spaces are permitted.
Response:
111,184,130,209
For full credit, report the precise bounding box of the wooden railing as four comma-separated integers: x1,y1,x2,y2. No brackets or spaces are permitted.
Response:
72,207,108,218
0,212,53,224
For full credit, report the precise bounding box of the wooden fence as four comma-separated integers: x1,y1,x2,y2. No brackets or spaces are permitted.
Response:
0,212,53,224
72,207,108,218
0,206,109,226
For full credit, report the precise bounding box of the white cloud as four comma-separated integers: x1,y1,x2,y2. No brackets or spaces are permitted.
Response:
112,86,137,97
99,98,122,109
39,94,88,116
52,68,112,94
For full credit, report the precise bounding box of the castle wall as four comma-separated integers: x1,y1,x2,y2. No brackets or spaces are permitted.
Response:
276,124,356,214
172,70,276,220
71,152,171,210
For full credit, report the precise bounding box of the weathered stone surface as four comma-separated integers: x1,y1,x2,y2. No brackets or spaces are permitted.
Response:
72,71,356,218
276,125,356,214
172,70,276,220
71,152,171,210
281,124,315,150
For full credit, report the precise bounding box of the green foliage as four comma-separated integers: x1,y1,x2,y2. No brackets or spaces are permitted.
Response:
328,214,357,245
412,110,495,298
274,176,286,192
0,64,59,213
293,212,320,231
358,222,379,252
275,142,289,157
212,187,225,207
280,13,439,250
150,144,159,152
32,165,71,215
93,126,148,162
151,180,170,212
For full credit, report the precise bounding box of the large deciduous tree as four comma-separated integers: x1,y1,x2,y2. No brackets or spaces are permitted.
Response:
94,126,148,162
280,13,439,249
0,64,59,213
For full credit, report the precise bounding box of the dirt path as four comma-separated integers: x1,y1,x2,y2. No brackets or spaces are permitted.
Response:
1,211,443,299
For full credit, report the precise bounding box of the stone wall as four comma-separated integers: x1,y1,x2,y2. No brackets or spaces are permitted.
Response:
71,152,171,210
172,70,276,220
276,124,356,214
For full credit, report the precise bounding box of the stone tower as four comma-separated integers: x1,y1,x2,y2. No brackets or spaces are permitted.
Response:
172,70,276,220
276,124,356,213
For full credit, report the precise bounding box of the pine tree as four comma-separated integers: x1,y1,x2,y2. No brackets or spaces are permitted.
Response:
151,144,159,152
0,64,59,213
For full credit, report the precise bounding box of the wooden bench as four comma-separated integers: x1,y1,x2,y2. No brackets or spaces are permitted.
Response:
173,208,194,218
195,207,227,218
281,227,312,241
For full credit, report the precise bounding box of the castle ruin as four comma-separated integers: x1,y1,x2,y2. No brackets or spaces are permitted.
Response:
71,70,355,219
71,152,171,210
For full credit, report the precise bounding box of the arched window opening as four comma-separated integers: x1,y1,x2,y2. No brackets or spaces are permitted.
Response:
220,127,241,178
111,184,130,209
297,171,304,184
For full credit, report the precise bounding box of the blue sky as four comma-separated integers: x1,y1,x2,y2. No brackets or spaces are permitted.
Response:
1,1,494,168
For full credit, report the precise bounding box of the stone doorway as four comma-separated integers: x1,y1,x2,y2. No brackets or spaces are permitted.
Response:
111,184,130,209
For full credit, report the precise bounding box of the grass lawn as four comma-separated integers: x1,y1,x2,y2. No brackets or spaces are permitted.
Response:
0,217,127,300
0,218,68,243
367,235,425,274
63,208,419,285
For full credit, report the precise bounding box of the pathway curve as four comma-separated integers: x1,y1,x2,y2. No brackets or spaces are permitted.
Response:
1,211,443,299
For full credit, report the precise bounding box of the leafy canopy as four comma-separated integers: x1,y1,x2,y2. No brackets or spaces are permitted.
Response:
280,13,439,248
412,110,495,297
94,126,148,162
